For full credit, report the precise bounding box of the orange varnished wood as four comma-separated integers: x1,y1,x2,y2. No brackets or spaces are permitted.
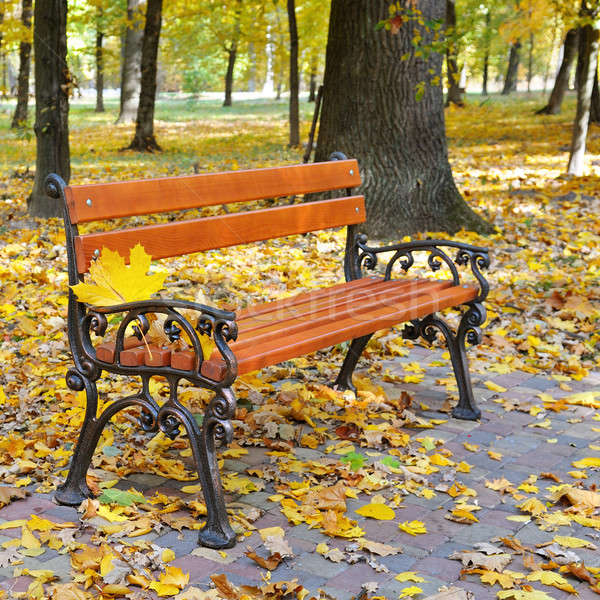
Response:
74,196,366,273
65,159,361,224
230,283,478,375
235,280,453,344
238,279,451,339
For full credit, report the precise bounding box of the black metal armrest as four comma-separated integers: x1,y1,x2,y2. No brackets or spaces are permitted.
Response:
353,233,490,303
75,297,238,387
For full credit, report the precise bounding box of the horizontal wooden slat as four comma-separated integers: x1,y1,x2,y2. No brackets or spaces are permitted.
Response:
75,196,366,273
232,283,477,374
65,159,361,224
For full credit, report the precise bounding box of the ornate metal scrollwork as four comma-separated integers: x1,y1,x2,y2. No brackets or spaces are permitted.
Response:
203,388,237,447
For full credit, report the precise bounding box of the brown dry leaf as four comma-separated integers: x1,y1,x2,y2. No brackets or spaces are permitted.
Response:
0,486,29,508
539,472,562,483
245,549,283,570
48,583,94,599
358,539,402,556
522,553,539,571
564,562,596,586
264,534,293,558
464,568,524,589
485,478,515,493
210,574,240,600
500,537,533,554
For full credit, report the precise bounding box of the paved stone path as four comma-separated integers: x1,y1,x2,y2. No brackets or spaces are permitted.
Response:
0,349,599,599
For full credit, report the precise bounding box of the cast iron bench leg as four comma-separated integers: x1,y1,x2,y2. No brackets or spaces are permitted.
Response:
403,303,486,421
334,334,373,393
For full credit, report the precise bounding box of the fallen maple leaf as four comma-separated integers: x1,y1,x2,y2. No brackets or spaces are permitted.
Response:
355,502,395,520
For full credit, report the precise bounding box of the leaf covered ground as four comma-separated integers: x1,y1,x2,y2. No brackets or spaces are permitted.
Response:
0,94,598,599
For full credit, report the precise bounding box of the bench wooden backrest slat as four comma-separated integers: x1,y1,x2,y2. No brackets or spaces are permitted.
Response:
66,159,361,224
74,195,366,273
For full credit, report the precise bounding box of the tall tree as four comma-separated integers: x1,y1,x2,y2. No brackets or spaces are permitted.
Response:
536,28,578,114
95,3,105,113
481,8,491,95
117,0,144,124
223,0,242,107
11,0,32,129
315,0,491,236
28,0,70,218
567,4,600,175
287,0,300,146
502,39,521,94
127,0,162,152
445,0,463,106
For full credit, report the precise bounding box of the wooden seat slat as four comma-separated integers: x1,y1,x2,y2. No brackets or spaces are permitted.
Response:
232,284,477,374
74,195,366,273
236,279,453,341
66,159,361,224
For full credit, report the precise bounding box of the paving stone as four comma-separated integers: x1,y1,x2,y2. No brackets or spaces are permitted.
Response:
411,556,462,582
378,574,450,598
449,523,509,546
122,472,169,489
153,528,199,557
0,497,57,521
324,562,393,593
294,551,349,578
237,491,276,512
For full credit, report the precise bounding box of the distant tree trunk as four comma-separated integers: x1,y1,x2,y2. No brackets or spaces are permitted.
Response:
223,0,242,107
481,10,490,95
11,0,32,128
536,29,578,115
315,0,491,236
567,21,600,175
445,0,463,106
502,40,521,94
95,5,105,113
287,0,300,146
127,0,162,151
28,0,70,218
248,42,256,92
308,57,317,101
117,0,143,124
590,70,600,123
527,33,534,92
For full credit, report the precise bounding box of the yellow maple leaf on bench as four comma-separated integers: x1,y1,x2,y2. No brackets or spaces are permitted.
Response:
70,244,167,306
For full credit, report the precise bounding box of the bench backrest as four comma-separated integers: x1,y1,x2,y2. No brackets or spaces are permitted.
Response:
63,159,364,274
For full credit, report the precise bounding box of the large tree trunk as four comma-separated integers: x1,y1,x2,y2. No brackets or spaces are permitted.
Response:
116,0,143,124
567,21,600,175
28,0,70,218
95,5,104,113
223,0,242,107
127,0,162,152
11,0,32,128
502,40,521,94
536,28,578,115
308,56,317,101
315,0,491,237
445,0,463,107
287,0,300,146
526,33,534,92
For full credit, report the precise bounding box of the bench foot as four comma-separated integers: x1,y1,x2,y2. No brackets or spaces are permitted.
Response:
334,334,373,393
403,303,486,421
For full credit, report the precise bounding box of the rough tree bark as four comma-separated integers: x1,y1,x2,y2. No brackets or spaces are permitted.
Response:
117,0,143,124
28,0,70,218
315,0,491,237
526,33,534,92
482,10,490,95
127,0,162,151
537,29,578,115
11,0,32,128
502,40,521,94
95,5,104,113
308,56,317,101
287,0,300,146
223,0,242,107
445,0,463,107
590,70,600,123
567,18,600,175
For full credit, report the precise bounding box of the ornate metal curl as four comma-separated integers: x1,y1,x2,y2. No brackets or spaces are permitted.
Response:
203,390,237,447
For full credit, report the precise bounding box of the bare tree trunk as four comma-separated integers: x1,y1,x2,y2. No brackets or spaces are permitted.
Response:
117,0,143,124
315,0,491,236
223,0,242,107
482,11,490,96
248,41,256,92
11,0,32,128
445,0,463,106
127,0,162,151
308,56,317,101
590,70,600,123
536,28,578,114
567,21,600,175
527,33,534,92
28,0,70,218
502,40,521,94
287,0,300,146
95,5,104,113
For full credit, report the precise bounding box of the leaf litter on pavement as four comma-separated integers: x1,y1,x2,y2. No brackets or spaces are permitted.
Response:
0,97,598,598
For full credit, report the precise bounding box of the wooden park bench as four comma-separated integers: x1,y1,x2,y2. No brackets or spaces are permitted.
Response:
46,154,490,549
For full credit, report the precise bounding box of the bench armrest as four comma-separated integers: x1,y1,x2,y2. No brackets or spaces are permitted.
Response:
77,298,238,387
352,234,490,303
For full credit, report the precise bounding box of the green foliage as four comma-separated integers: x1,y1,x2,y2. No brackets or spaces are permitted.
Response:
341,451,366,471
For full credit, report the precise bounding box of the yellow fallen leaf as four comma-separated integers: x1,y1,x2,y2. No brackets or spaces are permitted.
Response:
553,535,596,549
572,457,600,469
398,586,423,598
395,572,425,583
398,520,427,536
488,450,503,460
355,503,395,520
484,381,507,393
162,549,176,562
526,569,577,593
463,443,479,452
